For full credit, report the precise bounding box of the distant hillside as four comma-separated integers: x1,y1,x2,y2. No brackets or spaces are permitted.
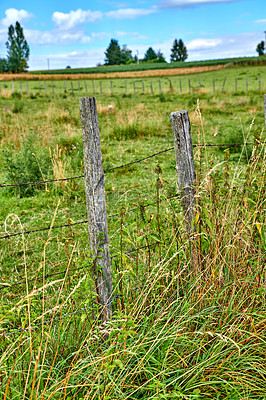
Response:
30,55,266,75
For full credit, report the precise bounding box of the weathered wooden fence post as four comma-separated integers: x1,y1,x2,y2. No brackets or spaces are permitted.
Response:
64,80,67,92
133,80,136,94
92,80,95,94
159,79,162,93
179,79,182,93
170,110,199,272
150,80,153,94
71,81,74,95
20,81,22,91
188,79,191,93
124,80,127,94
199,79,201,90
221,77,227,93
84,80,87,93
258,76,261,91
110,80,113,95
263,94,266,130
142,80,144,92
79,97,112,322
44,81,47,93
78,80,81,92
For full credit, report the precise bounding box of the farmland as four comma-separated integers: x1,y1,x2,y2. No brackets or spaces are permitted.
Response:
0,63,266,399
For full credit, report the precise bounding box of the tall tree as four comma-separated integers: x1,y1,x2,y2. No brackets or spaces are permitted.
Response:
0,58,8,72
170,39,188,62
6,21,30,73
256,41,265,56
120,45,133,64
157,50,166,63
143,47,157,62
104,39,122,65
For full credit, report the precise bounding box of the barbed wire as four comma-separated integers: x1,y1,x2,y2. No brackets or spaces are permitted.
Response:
0,175,85,188
1,272,156,336
0,241,160,291
0,141,260,189
0,192,180,240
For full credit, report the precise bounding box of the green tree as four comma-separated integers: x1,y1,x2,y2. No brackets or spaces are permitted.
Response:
0,58,8,72
256,41,265,56
170,39,188,62
120,45,133,64
143,47,157,62
104,39,122,65
156,50,166,63
6,21,30,73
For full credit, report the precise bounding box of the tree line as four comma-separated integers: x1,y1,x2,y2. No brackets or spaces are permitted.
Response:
104,38,188,66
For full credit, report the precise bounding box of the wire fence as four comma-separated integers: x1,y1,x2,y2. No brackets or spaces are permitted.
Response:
1,136,264,337
0,74,264,96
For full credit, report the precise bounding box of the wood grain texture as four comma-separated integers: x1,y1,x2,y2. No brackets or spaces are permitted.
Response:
264,94,266,131
79,97,112,322
170,110,196,233
170,110,200,273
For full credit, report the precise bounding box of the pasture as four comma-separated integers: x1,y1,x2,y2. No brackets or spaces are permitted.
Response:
0,63,265,399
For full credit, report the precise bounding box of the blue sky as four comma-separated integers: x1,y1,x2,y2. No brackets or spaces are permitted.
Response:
0,0,265,70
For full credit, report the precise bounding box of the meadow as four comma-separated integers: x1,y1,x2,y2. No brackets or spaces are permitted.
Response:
0,63,265,399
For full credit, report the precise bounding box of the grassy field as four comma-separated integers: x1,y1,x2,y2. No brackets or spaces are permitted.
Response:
0,63,265,399
21,54,266,75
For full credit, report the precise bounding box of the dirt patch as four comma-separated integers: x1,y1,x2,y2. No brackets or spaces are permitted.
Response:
0,65,226,81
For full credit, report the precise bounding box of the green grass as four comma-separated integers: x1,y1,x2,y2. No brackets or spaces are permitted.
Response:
28,55,266,75
0,63,265,399
1,64,266,96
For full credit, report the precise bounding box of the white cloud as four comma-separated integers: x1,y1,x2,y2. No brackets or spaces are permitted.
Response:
29,48,106,70
25,29,92,46
254,19,266,24
160,0,245,8
106,8,156,19
187,38,222,50
52,9,102,30
1,8,32,27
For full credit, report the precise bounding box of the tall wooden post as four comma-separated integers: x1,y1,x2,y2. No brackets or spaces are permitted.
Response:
159,79,162,93
221,77,226,93
263,94,266,130
79,97,112,322
170,110,199,272
142,80,144,92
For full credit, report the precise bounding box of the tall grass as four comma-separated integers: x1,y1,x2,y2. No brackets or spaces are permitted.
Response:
0,129,265,399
